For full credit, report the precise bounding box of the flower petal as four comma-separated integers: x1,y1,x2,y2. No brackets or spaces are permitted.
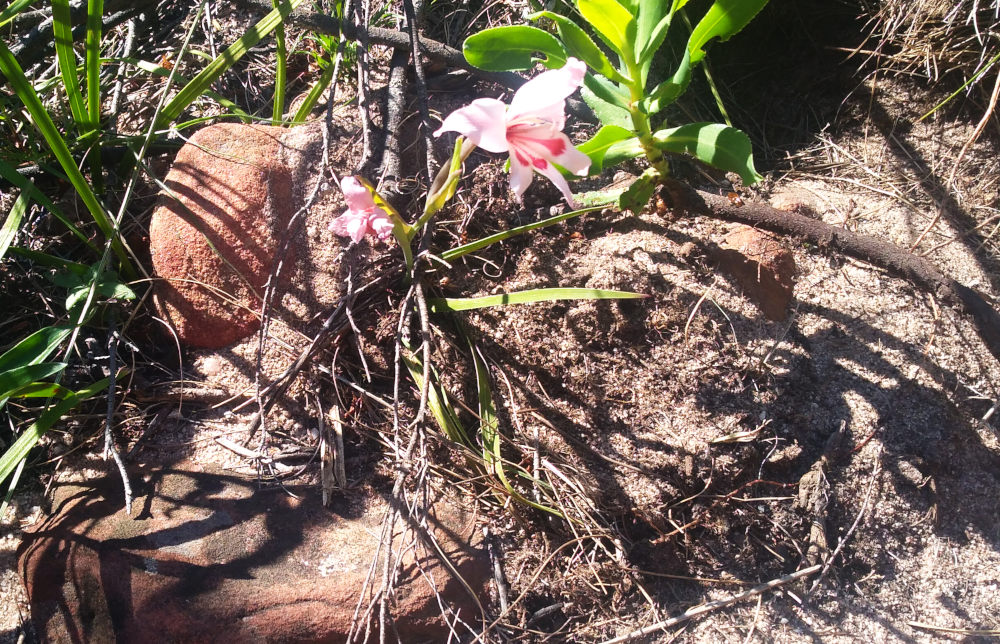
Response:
507,58,586,124
533,160,582,209
508,151,534,202
341,176,376,214
330,212,368,243
369,212,395,241
433,98,509,153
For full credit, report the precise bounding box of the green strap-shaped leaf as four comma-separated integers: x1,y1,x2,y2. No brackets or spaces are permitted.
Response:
442,205,605,260
430,287,646,312
51,0,89,131
0,363,67,400
85,0,104,130
0,192,28,262
652,122,762,185
577,125,640,174
581,85,632,129
156,0,305,128
0,0,35,28
529,11,630,84
0,375,113,488
577,0,636,57
463,25,566,71
117,57,253,121
0,42,133,274
0,325,73,372
688,0,769,65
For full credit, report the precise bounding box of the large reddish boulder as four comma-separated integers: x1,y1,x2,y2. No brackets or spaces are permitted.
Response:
149,123,340,349
19,466,490,642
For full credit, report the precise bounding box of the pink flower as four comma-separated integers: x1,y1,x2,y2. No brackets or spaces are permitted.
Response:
329,176,395,243
434,58,591,208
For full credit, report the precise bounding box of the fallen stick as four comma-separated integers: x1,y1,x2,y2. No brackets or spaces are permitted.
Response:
662,179,1000,366
598,564,822,644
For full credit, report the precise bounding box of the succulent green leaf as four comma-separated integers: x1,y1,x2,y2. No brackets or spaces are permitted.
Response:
618,167,658,213
577,0,636,57
581,85,632,129
529,11,630,83
463,26,566,71
635,0,670,62
652,122,762,185
644,48,692,113
687,0,769,66
577,125,639,174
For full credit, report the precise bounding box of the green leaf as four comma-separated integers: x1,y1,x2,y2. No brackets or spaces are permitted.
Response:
0,376,112,489
0,0,35,28
577,125,638,174
581,85,631,129
51,0,89,131
0,192,28,262
402,353,469,446
442,204,605,261
0,159,94,251
0,363,67,400
85,0,104,130
2,382,74,400
652,122,762,185
529,11,630,83
618,167,658,212
635,0,670,62
157,0,305,128
65,269,136,312
577,0,636,57
271,0,287,124
463,25,566,71
645,48,692,114
430,287,646,312
583,72,631,110
119,57,253,122
688,0,769,66
0,326,73,373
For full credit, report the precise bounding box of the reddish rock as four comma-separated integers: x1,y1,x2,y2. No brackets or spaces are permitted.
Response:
149,123,337,349
714,226,797,320
18,466,490,642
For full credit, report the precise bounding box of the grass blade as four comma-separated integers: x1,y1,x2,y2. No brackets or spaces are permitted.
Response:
441,205,605,261
430,287,646,312
0,0,34,28
116,57,253,121
51,0,89,131
0,158,95,251
157,0,305,129
0,192,29,261
271,0,287,124
85,0,105,130
0,363,68,401
0,41,134,275
0,326,73,372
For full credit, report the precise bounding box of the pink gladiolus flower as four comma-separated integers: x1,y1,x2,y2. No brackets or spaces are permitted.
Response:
329,176,395,243
434,58,591,208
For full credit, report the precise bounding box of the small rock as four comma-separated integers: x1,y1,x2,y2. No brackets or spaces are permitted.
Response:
19,465,489,642
714,225,797,320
